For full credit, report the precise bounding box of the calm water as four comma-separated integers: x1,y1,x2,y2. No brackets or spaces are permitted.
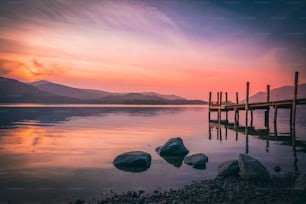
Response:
0,105,306,203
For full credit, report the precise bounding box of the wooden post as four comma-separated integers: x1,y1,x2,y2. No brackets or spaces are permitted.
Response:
267,84,270,102
218,91,223,123
245,82,250,128
225,92,228,123
235,92,239,125
209,92,212,106
291,72,298,146
217,92,220,105
266,85,270,129
208,92,212,121
245,82,250,154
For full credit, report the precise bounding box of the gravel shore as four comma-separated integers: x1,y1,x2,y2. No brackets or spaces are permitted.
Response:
80,173,306,204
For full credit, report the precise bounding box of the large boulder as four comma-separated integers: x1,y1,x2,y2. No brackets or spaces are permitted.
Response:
156,137,189,156
113,151,151,173
238,154,270,180
184,153,208,169
217,160,240,177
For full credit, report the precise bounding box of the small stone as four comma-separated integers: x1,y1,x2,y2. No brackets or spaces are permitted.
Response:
156,137,189,156
184,153,208,169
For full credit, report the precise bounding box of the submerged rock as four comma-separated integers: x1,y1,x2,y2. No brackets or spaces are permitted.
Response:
238,154,270,180
113,151,151,173
156,137,189,156
184,153,208,169
217,160,239,177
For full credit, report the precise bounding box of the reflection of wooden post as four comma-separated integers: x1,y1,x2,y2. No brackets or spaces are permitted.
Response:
236,129,238,141
209,123,212,140
291,72,298,146
266,140,269,153
225,92,228,123
245,82,250,154
217,126,220,140
274,105,278,136
220,126,222,141
208,92,212,121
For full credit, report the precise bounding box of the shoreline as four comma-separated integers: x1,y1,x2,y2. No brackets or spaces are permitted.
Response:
73,173,305,204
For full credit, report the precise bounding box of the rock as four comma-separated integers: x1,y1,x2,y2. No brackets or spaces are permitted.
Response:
295,174,306,190
238,154,270,180
184,153,208,169
217,160,240,177
159,155,185,167
156,137,189,156
113,151,151,173
273,165,281,172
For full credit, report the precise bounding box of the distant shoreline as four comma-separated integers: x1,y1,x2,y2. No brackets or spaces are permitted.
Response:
0,103,208,108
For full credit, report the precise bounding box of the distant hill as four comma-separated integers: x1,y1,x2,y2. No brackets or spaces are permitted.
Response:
31,80,111,100
31,80,185,101
242,84,306,103
0,77,78,103
0,76,207,104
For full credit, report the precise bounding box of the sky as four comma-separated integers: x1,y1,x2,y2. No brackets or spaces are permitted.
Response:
0,0,305,100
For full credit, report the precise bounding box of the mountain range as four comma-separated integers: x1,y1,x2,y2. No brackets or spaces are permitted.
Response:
0,76,206,104
1,76,305,104
242,84,306,103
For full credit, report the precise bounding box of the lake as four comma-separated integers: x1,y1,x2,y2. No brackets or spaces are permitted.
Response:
0,105,305,203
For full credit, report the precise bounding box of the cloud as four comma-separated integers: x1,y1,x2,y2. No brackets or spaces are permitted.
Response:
0,59,23,75
0,58,64,78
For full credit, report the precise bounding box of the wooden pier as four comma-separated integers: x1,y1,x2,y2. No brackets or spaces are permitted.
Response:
208,72,306,130
208,72,306,154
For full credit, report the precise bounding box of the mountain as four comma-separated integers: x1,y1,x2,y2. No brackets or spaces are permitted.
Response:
141,92,184,100
31,80,186,101
243,84,306,103
0,77,207,104
0,77,78,103
31,80,111,100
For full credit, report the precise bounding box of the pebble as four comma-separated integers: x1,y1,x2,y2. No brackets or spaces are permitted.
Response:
88,173,305,203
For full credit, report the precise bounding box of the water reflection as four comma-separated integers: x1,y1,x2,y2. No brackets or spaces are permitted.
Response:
208,107,306,173
0,105,305,204
158,155,185,167
0,107,186,129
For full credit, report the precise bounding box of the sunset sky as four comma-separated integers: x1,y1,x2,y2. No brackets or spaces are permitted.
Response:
0,0,305,100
